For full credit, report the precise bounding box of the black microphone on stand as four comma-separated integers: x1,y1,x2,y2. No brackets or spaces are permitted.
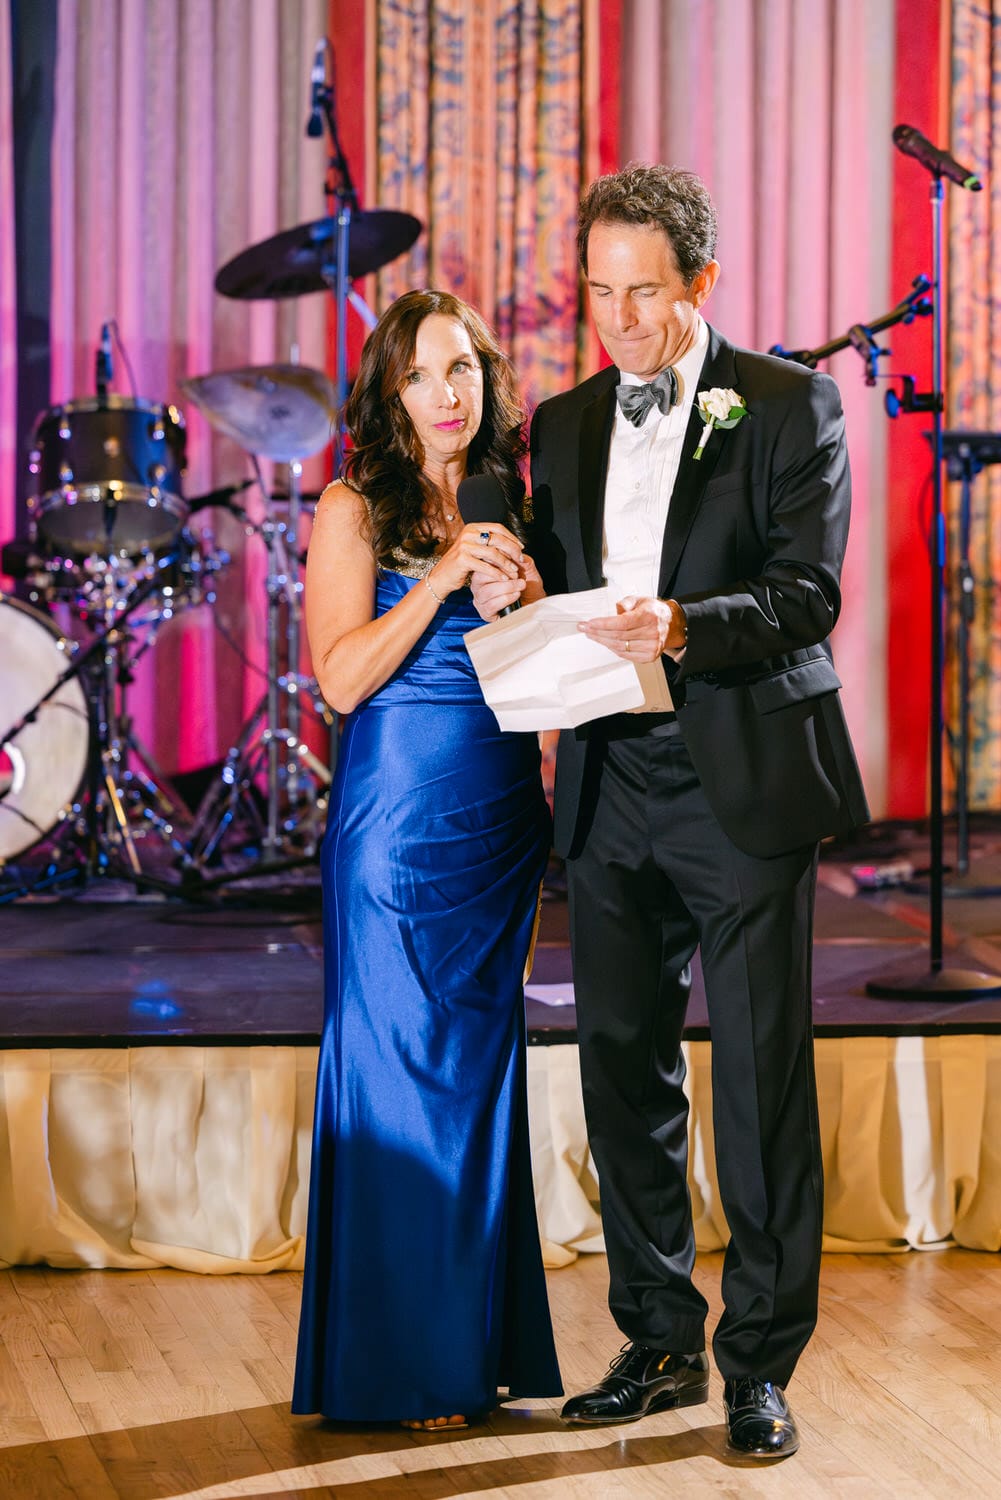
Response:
95,322,113,402
306,38,327,138
892,123,983,191
457,473,522,617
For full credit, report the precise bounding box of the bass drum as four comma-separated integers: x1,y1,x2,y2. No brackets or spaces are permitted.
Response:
0,596,90,861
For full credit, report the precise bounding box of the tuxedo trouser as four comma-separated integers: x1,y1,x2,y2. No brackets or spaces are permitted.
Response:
566,725,822,1386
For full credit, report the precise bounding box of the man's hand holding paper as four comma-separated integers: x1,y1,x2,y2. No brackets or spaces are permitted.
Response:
577,593,687,663
463,585,676,732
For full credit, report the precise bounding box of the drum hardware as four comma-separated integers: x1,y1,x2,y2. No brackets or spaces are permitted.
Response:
76,534,237,880
213,36,420,439
180,681,333,884
174,46,423,887
178,372,334,877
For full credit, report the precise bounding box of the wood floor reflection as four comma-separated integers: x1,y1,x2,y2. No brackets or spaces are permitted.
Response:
1,1249,999,1497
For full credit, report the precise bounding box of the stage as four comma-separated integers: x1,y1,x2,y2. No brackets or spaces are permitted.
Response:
1,824,1000,1274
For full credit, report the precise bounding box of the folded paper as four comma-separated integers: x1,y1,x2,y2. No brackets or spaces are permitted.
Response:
464,587,672,732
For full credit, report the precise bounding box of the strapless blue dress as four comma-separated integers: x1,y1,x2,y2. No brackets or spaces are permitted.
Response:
292,571,562,1420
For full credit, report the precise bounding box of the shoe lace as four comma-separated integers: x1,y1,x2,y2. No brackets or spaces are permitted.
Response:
607,1342,654,1381
730,1376,774,1408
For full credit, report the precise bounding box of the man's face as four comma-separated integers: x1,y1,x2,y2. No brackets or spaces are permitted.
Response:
585,221,719,379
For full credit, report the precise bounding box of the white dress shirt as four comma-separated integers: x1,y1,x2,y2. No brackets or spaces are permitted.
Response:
602,314,709,710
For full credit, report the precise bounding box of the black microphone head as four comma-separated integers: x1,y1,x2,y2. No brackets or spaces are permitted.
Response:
458,474,523,614
456,473,508,525
892,123,912,145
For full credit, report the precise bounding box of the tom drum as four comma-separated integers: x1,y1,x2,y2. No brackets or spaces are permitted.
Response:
28,396,187,557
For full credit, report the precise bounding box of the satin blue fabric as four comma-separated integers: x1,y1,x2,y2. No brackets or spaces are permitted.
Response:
292,571,562,1420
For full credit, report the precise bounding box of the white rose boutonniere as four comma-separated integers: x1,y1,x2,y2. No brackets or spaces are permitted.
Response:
693,387,747,461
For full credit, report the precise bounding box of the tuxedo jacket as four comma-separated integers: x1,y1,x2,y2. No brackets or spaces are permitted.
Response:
529,323,870,861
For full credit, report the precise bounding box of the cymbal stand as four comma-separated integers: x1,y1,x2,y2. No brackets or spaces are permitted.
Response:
313,40,378,459
311,40,376,778
182,467,331,878
263,454,308,852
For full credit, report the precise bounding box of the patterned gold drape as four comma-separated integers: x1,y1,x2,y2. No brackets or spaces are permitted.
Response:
369,0,601,411
948,0,1001,806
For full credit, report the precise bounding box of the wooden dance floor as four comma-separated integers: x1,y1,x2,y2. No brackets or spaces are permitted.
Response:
1,1247,999,1496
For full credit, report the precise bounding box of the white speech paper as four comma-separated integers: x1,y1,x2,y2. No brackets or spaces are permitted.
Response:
463,587,650,732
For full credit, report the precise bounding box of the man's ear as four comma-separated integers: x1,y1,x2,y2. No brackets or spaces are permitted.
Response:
691,260,721,307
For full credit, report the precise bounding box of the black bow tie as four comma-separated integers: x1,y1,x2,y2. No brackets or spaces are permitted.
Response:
615,368,680,427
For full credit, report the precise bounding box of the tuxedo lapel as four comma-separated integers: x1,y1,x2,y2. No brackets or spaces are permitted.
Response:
656,326,738,598
577,375,617,588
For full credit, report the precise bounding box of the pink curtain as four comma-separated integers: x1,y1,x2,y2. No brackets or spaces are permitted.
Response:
0,2,15,589
620,0,896,817
49,0,332,774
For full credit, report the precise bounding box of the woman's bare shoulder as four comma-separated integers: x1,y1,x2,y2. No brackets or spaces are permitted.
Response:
311,479,371,539
314,477,366,515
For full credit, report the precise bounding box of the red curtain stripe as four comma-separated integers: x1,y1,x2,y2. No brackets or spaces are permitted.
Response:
887,0,946,817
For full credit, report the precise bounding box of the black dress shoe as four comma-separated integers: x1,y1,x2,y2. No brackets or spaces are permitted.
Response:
561,1343,709,1425
723,1377,800,1457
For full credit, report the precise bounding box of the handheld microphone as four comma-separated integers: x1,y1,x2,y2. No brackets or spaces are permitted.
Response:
95,322,113,401
306,39,326,138
892,123,982,191
457,473,522,617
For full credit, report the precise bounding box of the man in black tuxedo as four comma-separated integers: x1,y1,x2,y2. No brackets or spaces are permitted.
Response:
473,165,868,1459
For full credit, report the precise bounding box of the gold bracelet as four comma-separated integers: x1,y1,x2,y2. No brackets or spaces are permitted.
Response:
423,572,445,606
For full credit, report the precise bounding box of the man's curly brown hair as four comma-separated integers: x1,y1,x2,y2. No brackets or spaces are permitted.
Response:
577,163,718,285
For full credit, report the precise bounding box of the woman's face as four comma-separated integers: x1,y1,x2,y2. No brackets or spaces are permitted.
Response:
397,314,484,473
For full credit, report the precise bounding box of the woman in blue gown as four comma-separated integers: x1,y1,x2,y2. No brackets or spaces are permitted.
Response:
292,290,562,1428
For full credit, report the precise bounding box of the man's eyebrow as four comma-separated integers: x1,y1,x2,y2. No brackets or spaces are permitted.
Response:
587,278,664,292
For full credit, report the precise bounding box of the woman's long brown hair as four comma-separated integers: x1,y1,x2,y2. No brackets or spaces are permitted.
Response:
341,289,527,567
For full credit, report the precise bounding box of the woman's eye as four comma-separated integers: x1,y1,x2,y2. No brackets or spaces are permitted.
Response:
405,371,423,384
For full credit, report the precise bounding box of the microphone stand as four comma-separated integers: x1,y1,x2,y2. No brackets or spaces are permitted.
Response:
769,276,932,375
314,62,360,471
864,172,1001,998
772,197,998,993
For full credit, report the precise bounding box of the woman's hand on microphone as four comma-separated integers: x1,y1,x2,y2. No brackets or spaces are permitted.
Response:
470,552,544,621
427,522,523,599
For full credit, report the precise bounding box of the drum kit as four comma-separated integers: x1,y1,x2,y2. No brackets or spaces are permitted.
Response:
0,150,420,897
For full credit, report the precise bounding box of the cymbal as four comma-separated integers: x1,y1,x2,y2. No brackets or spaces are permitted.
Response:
214,210,422,300
180,364,337,462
